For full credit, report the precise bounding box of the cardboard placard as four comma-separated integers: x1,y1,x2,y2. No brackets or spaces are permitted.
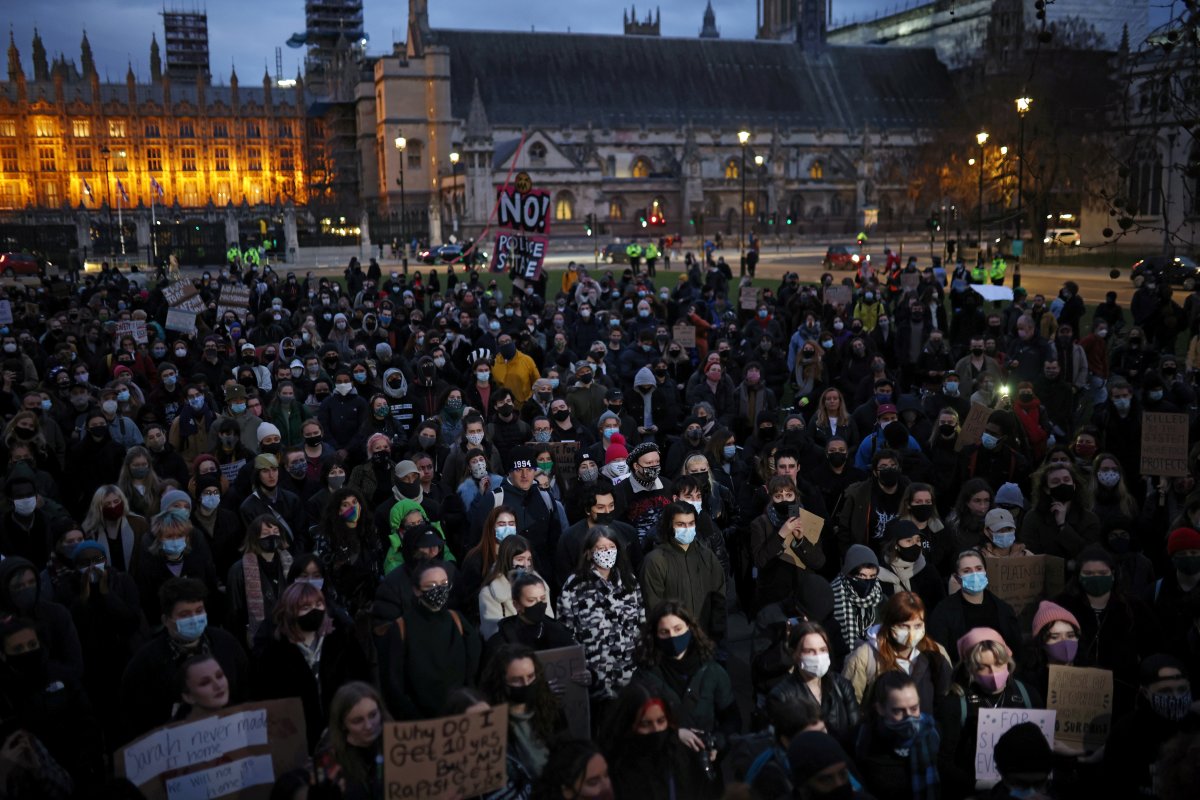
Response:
537,645,591,740
672,323,697,348
542,441,579,478
823,285,852,307
162,280,207,313
491,231,548,280
165,308,198,335
901,272,920,292
983,554,1065,619
975,708,1055,784
1047,665,1113,752
383,705,508,800
1140,411,1189,477
0,300,11,325
116,699,307,800
116,319,149,345
779,510,825,568
955,402,992,452
739,286,760,310
217,284,251,321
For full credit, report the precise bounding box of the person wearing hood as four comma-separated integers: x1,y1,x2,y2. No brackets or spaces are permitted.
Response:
0,557,84,681
958,410,1030,494
233,342,273,393
0,473,66,568
379,365,417,438
265,378,311,447
318,366,369,460
830,545,887,657
120,577,249,742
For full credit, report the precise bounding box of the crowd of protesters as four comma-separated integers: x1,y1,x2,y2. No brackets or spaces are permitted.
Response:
0,248,1197,800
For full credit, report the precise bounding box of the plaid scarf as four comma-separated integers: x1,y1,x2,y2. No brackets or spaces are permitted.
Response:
831,575,882,650
885,713,941,800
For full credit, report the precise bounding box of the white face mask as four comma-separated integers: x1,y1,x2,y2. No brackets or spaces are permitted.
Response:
470,461,488,480
799,652,831,678
592,548,618,569
334,382,352,396
891,625,924,648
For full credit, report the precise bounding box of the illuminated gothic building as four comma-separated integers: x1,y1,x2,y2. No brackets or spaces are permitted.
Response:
0,30,312,264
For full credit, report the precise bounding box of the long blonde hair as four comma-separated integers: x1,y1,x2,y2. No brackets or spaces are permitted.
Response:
326,682,390,787
813,388,850,428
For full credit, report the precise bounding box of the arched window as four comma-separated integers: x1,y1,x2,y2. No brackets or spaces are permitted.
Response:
1129,148,1163,216
743,198,757,216
528,141,547,166
809,160,824,180
631,157,652,179
608,197,625,220
555,191,575,221
724,159,739,180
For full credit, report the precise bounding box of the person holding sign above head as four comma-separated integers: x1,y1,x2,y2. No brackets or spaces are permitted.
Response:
934,628,1042,796
596,681,720,800
853,671,943,800
927,549,1022,666
312,681,389,800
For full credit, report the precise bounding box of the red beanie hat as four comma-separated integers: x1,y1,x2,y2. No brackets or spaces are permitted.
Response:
1032,600,1079,639
605,433,629,465
1167,527,1200,556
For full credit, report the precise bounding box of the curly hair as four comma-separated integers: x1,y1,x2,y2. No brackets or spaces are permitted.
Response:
634,600,716,668
479,643,560,743
318,487,374,548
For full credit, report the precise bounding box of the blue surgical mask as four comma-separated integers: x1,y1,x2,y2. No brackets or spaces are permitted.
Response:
39,399,52,411
117,390,131,402
991,531,1016,549
174,612,208,641
548,378,559,389
495,524,517,541
981,432,1000,450
1113,397,1131,412
230,402,247,414
960,571,989,594
163,375,177,389
200,494,221,510
674,526,697,546
722,444,737,459
603,428,616,440
189,396,205,410
161,538,187,556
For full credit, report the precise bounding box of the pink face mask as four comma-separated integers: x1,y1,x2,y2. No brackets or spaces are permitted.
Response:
975,665,1010,694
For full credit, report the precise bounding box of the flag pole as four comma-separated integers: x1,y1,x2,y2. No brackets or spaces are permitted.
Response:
151,188,158,261
117,182,126,256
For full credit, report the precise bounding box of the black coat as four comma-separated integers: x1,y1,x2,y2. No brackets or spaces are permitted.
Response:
926,591,1022,666
768,670,861,752
251,619,371,752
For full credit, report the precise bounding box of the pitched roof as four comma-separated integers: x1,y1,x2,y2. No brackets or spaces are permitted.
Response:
435,28,952,131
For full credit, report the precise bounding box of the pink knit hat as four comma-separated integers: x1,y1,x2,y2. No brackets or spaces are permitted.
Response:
956,626,1005,662
1031,600,1079,639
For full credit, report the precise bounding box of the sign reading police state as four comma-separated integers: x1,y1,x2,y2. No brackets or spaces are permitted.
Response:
491,184,552,279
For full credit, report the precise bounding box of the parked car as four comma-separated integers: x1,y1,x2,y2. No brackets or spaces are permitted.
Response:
1043,228,1080,246
1130,255,1200,286
602,243,630,264
416,243,465,264
823,245,861,270
0,252,38,276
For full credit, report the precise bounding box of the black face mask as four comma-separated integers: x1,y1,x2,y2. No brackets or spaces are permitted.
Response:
1049,484,1076,503
297,608,324,632
848,576,877,598
506,680,537,705
305,435,323,448
938,423,957,438
396,480,421,499
5,649,45,682
877,467,900,488
909,505,934,523
759,427,776,442
827,452,848,468
896,543,923,563
772,500,792,518
522,601,548,624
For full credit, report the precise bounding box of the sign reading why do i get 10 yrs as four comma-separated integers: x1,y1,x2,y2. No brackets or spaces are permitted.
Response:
384,704,508,800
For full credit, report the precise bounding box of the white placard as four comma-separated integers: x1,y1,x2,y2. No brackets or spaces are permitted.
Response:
975,708,1055,784
970,285,1014,302
122,709,269,787
165,754,275,800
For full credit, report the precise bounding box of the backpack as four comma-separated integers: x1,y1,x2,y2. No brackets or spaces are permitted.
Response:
374,610,464,642
956,681,1032,726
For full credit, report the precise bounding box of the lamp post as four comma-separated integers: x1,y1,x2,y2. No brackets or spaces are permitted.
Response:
394,134,408,275
975,130,988,261
754,154,765,239
100,145,112,255
1014,97,1031,262
738,129,750,275
116,149,127,256
449,150,460,235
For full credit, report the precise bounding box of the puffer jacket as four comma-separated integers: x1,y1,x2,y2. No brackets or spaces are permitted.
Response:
557,568,645,699
842,625,952,714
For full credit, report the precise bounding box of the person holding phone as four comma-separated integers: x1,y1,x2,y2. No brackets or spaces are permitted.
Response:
751,476,827,611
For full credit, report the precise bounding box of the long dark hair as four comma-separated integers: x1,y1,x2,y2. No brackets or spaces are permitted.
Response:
319,487,375,548
634,600,716,668
571,525,636,592
533,740,607,800
596,681,679,757
480,643,560,743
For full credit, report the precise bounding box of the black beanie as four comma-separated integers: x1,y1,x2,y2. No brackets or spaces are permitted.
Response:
993,722,1052,775
787,731,851,787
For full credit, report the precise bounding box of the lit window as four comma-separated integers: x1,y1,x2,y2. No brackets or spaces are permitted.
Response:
724,159,739,179
247,148,262,171
214,147,230,172
0,147,17,172
279,147,294,171
146,147,162,172
555,192,575,221
631,157,651,179
76,148,93,173
809,161,824,180
107,120,126,138
73,120,90,138
0,121,15,137
181,147,197,171
608,199,625,220
39,147,57,172
212,123,228,138
35,119,57,137
0,182,19,208
43,181,59,206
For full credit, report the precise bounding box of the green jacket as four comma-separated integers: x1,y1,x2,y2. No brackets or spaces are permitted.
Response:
267,401,311,447
990,258,1007,280
626,243,643,259
639,539,727,641
384,497,454,573
634,658,735,737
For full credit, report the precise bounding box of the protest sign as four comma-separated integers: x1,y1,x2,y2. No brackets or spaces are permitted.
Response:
497,185,552,234
739,286,760,310
1047,665,1113,751
538,645,591,740
780,510,825,568
900,272,920,292
955,402,992,452
162,280,207,314
491,231,548,280
823,285,852,307
975,708,1055,784
165,309,198,335
116,319,149,345
217,284,252,321
117,699,306,800
383,705,508,800
970,285,1014,302
543,441,579,482
0,300,11,325
1141,412,1189,477
672,323,696,348
984,554,1063,618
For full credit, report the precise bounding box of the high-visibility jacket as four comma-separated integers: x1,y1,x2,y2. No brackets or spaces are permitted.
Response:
990,258,1008,281
971,264,988,283
644,243,659,260
626,243,643,261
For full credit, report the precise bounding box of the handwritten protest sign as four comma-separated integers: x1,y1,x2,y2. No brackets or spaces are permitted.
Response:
116,319,149,345
672,323,696,348
823,285,852,307
955,402,992,452
491,231,549,280
217,284,251,321
492,184,552,279
383,705,508,800
984,555,1064,618
900,272,920,292
165,309,198,335
780,510,825,569
162,280,207,313
1047,665,1113,751
539,645,591,740
975,708,1055,784
117,699,306,800
739,286,760,310
1141,412,1189,477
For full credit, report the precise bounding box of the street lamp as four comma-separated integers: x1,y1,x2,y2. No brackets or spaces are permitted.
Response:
754,154,765,236
738,129,750,275
99,145,113,255
449,151,460,235
976,130,988,260
1015,96,1031,260
394,134,408,275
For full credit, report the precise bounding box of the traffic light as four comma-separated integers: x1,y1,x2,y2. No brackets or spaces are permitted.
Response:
584,213,594,236
768,213,776,226
638,208,647,228
786,214,793,225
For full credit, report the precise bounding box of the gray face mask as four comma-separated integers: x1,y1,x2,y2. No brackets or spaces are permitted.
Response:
328,474,346,490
